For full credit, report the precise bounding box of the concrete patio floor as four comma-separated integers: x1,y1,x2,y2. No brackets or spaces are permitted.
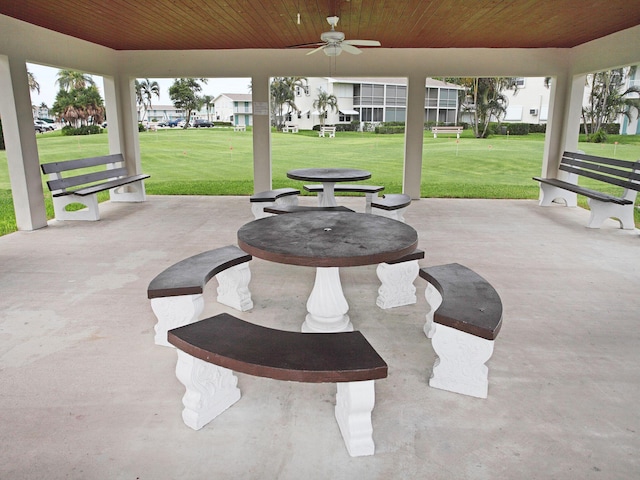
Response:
1,195,638,479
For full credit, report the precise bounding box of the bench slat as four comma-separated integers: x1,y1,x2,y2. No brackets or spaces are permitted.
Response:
304,184,384,194
168,313,388,383
559,163,640,192
41,153,125,174
371,193,411,210
71,174,151,196
47,167,129,192
250,188,300,202
533,177,632,204
263,205,354,214
147,245,252,299
420,263,503,340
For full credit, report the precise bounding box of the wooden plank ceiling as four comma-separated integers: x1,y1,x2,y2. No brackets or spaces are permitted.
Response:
1,0,639,51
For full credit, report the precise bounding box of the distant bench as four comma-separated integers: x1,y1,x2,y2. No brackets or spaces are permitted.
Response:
533,151,640,230
168,313,388,457
319,126,336,138
41,153,149,221
233,125,246,132
431,126,463,138
303,184,384,213
282,124,299,133
420,263,503,398
147,245,253,347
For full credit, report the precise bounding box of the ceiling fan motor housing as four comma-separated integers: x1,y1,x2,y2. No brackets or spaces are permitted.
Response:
321,30,345,44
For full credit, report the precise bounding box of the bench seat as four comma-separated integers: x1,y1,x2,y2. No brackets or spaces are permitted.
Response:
304,184,384,212
147,245,253,347
533,151,640,229
371,194,412,221
168,313,388,456
249,188,300,219
419,263,503,398
432,126,462,138
41,153,149,221
263,205,355,214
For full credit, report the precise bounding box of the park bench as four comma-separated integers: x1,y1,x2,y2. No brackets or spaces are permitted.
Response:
431,126,463,138
371,193,412,222
376,249,425,309
147,245,253,347
319,126,336,138
249,187,300,219
419,263,503,399
533,151,640,230
168,312,388,457
303,184,385,213
282,124,299,133
40,153,149,221
234,125,246,132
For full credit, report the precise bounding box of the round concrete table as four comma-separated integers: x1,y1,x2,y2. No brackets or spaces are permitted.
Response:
238,211,418,332
287,168,371,207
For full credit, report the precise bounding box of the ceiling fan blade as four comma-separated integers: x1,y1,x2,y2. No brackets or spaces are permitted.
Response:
288,41,324,49
343,39,381,47
306,45,326,56
340,43,362,55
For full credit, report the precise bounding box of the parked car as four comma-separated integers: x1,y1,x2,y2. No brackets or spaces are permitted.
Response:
34,123,48,133
34,119,54,132
167,119,182,127
193,119,214,128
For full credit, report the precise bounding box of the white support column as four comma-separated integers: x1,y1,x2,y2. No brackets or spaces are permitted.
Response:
541,71,585,180
403,74,426,199
0,55,48,231
334,380,376,457
251,74,272,193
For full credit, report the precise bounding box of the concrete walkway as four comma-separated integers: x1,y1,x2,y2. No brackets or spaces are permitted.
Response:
1,195,638,479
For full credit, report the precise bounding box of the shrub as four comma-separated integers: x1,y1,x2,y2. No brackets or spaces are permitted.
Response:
0,120,4,150
529,123,547,133
61,125,103,136
504,123,530,135
375,125,405,134
588,129,608,143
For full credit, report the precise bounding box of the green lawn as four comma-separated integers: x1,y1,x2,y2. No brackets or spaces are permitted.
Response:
1,127,639,235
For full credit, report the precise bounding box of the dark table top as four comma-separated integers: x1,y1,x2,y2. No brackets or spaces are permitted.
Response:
286,168,371,183
237,211,418,268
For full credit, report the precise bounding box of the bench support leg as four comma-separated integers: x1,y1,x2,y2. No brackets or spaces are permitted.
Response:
109,181,146,202
251,196,299,220
52,194,100,221
376,260,419,309
429,323,494,399
150,294,204,347
175,350,241,430
335,380,376,457
586,199,635,229
538,184,577,207
364,193,379,214
216,263,253,311
372,206,408,223
423,282,443,338
303,267,352,333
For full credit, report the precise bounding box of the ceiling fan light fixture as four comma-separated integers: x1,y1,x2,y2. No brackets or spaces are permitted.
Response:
323,45,342,56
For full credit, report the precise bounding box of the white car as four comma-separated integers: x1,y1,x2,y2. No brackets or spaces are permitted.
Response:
35,120,54,132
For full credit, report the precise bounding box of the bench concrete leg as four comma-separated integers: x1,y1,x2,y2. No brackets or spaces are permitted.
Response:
216,263,253,311
52,194,100,221
275,195,299,208
175,350,241,430
251,202,274,219
150,294,204,347
538,184,577,207
429,323,494,399
335,380,376,457
372,207,407,223
587,199,635,229
376,260,419,309
364,193,379,214
423,282,443,338
109,181,146,202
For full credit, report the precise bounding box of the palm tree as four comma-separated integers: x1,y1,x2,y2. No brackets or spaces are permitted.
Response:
202,95,214,121
312,88,339,126
56,70,96,92
135,79,161,121
270,76,307,129
458,77,518,138
27,70,40,94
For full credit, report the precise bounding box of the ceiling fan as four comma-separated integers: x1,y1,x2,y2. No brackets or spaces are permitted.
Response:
303,16,381,56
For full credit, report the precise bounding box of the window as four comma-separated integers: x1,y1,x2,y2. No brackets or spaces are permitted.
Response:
386,85,407,106
425,88,438,107
515,78,525,87
439,89,458,108
354,84,384,106
385,107,406,122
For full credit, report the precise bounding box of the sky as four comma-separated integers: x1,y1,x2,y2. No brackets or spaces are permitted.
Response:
27,63,251,108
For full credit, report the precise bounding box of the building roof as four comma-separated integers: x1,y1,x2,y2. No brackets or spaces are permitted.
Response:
1,1,639,51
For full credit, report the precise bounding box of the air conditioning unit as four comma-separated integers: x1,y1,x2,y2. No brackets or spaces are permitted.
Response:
529,109,538,116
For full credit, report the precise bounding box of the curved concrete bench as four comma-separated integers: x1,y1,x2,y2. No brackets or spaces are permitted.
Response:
249,188,300,219
371,193,412,222
419,263,503,398
168,313,388,457
147,245,252,347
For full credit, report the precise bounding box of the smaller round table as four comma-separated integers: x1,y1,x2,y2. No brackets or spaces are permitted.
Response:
287,168,371,207
238,211,418,332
